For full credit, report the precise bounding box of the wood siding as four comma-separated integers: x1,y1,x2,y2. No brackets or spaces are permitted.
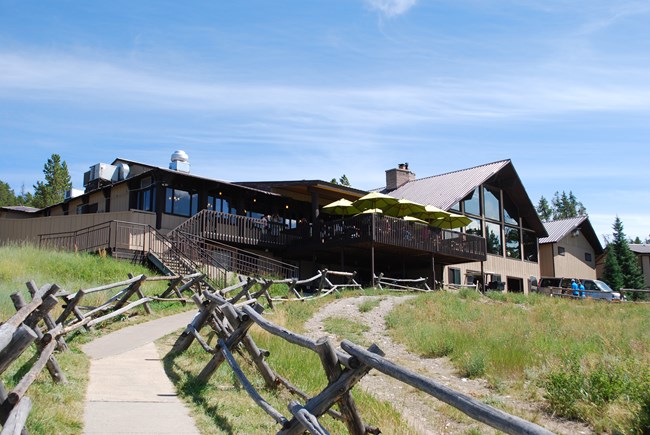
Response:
539,244,555,276
443,255,540,295
0,211,156,245
552,232,596,279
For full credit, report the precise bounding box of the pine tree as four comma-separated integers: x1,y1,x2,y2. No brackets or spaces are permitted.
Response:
536,196,552,222
549,190,587,220
0,180,18,206
32,154,72,209
602,248,624,292
604,217,645,298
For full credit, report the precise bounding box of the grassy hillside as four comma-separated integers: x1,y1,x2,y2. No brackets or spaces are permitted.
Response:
386,289,650,433
0,244,173,434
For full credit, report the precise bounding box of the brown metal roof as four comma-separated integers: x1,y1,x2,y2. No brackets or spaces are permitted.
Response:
630,244,650,254
540,216,603,255
384,160,547,236
386,160,510,209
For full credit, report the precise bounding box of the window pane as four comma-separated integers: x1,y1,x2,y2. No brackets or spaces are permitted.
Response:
176,189,191,216
503,193,519,225
484,186,501,221
505,226,521,259
207,195,215,210
486,222,502,255
449,202,460,212
462,188,480,216
165,187,173,214
449,268,461,285
523,231,538,262
466,217,482,236
191,193,198,216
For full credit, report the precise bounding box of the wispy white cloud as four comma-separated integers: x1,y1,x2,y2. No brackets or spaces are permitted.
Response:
2,51,650,130
364,0,417,17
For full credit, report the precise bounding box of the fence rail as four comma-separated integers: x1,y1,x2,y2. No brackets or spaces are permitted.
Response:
0,272,217,432
168,271,554,435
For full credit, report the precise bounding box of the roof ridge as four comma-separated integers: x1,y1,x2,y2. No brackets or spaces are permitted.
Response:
407,159,511,183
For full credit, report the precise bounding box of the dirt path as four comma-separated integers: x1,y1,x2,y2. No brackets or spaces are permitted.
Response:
303,295,591,435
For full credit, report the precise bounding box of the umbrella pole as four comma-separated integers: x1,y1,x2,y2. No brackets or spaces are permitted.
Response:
371,243,375,288
431,255,436,289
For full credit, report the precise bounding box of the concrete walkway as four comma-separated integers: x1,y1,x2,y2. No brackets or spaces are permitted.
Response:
83,311,201,434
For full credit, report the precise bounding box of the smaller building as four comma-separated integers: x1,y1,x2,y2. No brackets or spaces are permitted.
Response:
539,216,603,280
629,244,650,288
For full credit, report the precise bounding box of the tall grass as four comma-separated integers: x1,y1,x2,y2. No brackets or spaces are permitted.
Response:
162,296,409,434
385,290,650,432
0,244,177,434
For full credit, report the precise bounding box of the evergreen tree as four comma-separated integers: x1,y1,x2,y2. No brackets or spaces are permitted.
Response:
536,196,552,222
547,190,587,220
603,217,645,298
32,154,72,209
0,180,18,206
330,175,351,186
602,247,624,292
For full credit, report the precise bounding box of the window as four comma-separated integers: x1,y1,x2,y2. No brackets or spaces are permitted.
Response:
486,222,502,255
449,268,461,285
503,193,519,225
505,226,521,259
465,217,483,237
207,195,231,213
558,246,565,256
165,187,198,217
585,252,592,262
523,231,538,262
135,177,155,212
483,186,501,221
462,187,481,216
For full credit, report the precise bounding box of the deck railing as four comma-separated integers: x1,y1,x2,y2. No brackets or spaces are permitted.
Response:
168,209,300,248
320,214,486,262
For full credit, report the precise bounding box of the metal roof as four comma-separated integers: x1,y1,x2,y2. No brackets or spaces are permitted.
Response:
0,205,41,213
386,160,510,209
630,244,650,254
540,216,603,255
384,159,547,236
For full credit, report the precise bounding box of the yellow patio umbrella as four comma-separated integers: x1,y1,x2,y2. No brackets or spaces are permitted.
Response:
382,198,427,218
412,204,450,221
352,192,398,212
430,213,472,229
354,208,383,216
403,215,428,224
322,198,361,216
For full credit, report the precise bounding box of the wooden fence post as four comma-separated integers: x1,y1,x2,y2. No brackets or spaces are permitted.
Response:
25,282,68,351
314,338,365,435
10,294,67,384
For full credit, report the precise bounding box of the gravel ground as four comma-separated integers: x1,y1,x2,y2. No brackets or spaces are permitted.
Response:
303,295,591,435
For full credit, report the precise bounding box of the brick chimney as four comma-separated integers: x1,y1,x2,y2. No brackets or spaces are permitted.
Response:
385,163,415,191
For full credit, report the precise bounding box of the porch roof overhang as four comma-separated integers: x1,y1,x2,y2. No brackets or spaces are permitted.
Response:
235,180,368,205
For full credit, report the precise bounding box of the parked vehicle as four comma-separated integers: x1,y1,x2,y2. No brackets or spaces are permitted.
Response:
581,279,623,301
533,277,622,301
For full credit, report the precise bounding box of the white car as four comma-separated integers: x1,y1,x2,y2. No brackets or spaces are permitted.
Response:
581,279,623,301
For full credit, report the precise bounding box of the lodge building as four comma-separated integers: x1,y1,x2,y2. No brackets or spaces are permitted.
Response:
2,151,602,294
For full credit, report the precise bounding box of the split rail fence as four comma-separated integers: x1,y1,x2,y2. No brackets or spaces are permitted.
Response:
0,272,214,433
169,277,555,435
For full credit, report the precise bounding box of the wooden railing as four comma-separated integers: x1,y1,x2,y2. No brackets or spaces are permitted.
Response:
171,232,298,280
168,209,300,248
39,221,113,253
168,279,554,435
320,214,487,261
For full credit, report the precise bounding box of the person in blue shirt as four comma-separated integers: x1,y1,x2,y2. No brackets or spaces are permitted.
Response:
578,280,586,298
571,279,579,296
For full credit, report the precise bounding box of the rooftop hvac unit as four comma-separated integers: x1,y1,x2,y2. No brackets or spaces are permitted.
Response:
64,188,84,201
84,163,118,187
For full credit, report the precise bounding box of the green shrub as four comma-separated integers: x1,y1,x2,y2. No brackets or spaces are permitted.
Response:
458,351,486,378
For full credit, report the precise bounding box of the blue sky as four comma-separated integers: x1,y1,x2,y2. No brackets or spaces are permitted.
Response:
1,0,649,242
